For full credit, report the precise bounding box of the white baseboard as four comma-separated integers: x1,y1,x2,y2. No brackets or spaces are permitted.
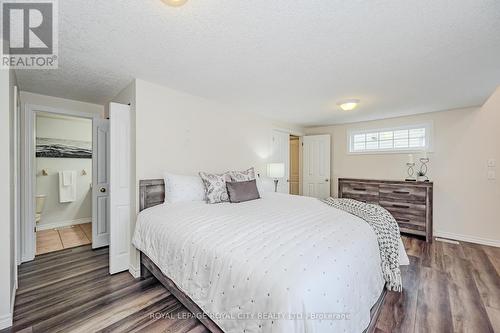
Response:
36,217,91,231
0,281,18,329
11,283,16,317
21,252,35,263
434,231,500,248
0,313,12,330
129,264,141,278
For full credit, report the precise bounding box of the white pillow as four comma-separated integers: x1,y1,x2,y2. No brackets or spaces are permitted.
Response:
256,176,274,194
163,172,206,203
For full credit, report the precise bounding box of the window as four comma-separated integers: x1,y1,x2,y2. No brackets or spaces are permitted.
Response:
348,124,431,153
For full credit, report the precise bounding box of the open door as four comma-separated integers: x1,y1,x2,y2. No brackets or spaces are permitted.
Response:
302,135,331,199
92,118,110,248
109,103,131,274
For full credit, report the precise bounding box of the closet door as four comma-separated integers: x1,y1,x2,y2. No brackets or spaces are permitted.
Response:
109,103,131,274
92,118,110,248
302,135,331,199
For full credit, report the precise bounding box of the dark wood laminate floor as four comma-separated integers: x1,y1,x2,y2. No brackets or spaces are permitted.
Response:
5,237,500,332
376,237,500,333
7,245,209,333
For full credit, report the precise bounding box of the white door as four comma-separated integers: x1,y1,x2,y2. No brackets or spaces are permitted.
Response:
109,103,131,274
271,130,290,193
303,135,331,198
92,118,110,248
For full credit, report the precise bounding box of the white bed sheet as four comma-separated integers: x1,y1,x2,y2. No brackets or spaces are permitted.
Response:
132,192,409,333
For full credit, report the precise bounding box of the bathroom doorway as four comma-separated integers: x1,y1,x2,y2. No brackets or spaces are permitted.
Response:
289,135,301,195
34,112,93,255
21,104,110,262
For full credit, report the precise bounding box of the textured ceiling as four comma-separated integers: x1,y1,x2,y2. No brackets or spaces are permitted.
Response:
16,0,500,125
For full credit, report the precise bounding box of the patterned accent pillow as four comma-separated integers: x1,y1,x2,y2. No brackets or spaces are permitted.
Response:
199,172,231,204
228,167,256,182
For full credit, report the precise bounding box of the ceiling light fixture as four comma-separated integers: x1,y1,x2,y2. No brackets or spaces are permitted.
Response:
337,99,360,111
162,0,188,7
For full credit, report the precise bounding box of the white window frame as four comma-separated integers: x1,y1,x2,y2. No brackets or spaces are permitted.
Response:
347,123,433,154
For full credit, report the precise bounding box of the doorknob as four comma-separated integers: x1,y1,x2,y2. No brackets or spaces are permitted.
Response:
325,179,329,182
100,187,106,193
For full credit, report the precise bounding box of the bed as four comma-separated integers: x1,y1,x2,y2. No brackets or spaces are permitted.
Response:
133,179,409,333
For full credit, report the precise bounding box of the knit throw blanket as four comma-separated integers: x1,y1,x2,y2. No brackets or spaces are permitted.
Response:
322,198,402,292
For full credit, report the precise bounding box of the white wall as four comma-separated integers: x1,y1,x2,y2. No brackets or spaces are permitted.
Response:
306,87,500,246
135,79,301,179
0,69,17,329
35,115,93,228
0,69,10,327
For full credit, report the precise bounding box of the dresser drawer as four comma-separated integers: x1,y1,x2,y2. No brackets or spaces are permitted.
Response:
379,185,427,203
340,182,379,204
390,210,426,226
341,182,379,196
381,200,427,235
341,193,379,204
379,200,426,217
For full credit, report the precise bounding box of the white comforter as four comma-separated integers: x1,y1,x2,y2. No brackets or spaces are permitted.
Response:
132,193,409,333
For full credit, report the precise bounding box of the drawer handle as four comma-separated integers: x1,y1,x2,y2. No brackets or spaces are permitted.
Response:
353,188,367,191
392,204,410,209
393,190,410,195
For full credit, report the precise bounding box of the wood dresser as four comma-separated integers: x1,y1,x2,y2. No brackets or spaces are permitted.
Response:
338,178,433,242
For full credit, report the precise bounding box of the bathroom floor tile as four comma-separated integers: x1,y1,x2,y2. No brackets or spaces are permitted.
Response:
58,225,91,248
36,229,63,255
35,223,93,256
79,223,92,241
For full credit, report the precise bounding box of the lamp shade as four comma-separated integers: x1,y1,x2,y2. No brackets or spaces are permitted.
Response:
267,163,285,178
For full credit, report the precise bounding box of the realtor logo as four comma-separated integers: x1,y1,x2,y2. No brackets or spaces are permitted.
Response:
1,0,58,68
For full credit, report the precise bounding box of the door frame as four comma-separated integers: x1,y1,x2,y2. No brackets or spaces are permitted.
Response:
272,128,304,194
13,87,21,268
271,129,290,194
289,135,301,195
273,127,304,138
20,103,100,262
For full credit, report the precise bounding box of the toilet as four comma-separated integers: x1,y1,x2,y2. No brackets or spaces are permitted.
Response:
35,195,47,224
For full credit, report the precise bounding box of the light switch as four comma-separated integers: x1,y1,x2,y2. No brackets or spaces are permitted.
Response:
488,170,496,180
488,159,496,167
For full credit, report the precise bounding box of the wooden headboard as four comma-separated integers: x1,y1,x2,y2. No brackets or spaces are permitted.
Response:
139,179,165,212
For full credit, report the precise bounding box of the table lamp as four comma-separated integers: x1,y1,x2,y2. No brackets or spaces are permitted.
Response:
267,163,285,192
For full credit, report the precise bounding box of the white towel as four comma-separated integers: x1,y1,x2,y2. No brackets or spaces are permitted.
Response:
62,170,73,186
59,171,77,203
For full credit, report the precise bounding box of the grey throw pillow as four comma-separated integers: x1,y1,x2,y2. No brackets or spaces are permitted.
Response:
199,172,231,204
228,167,256,182
226,179,261,203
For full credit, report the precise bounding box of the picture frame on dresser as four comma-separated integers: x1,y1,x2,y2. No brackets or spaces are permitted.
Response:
338,178,433,242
